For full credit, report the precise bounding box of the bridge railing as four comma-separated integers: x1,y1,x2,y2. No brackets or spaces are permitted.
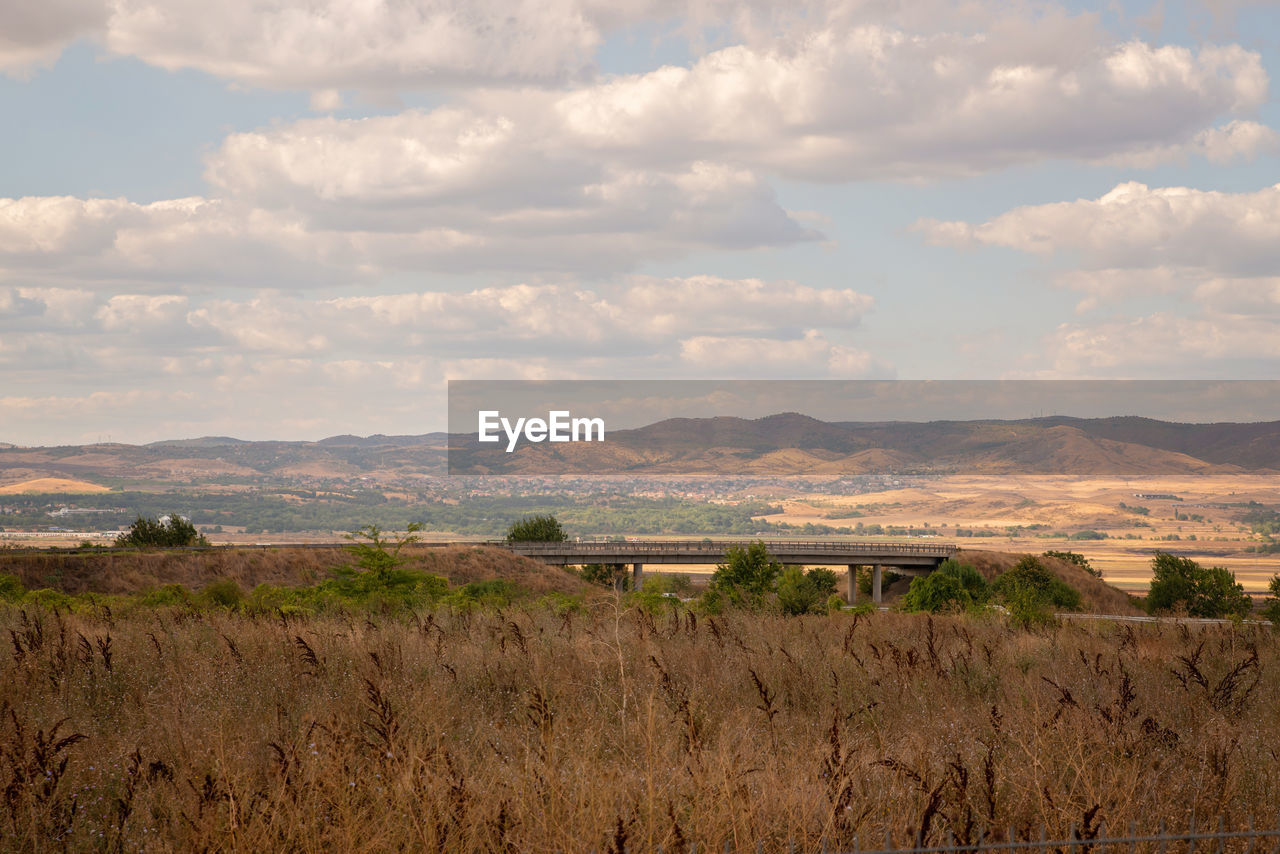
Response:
493,539,958,557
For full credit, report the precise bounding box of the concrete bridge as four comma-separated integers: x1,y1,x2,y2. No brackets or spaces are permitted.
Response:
498,539,958,603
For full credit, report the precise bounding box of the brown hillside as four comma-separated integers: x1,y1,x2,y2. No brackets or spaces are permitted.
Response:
0,545,586,596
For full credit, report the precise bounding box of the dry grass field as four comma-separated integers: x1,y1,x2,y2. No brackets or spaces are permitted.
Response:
0,599,1276,851
767,475,1280,594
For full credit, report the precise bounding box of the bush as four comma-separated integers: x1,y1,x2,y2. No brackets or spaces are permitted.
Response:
806,568,839,598
1262,575,1280,624
1068,530,1108,541
201,578,245,609
711,541,781,598
140,584,194,608
902,559,989,613
455,579,518,607
1004,582,1057,629
1146,552,1251,618
0,573,25,602
1043,550,1101,579
25,588,73,612
506,515,568,542
580,563,627,589
993,556,1081,611
115,514,208,548
776,566,823,616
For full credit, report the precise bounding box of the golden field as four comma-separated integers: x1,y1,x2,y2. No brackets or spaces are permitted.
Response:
763,475,1280,594
1,600,1277,851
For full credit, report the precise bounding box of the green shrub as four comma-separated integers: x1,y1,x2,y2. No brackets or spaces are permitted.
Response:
1262,575,1280,624
115,514,208,548
993,557,1081,611
201,578,245,609
25,588,73,612
140,584,194,608
455,579,518,607
1146,553,1251,618
711,541,781,596
506,515,568,542
696,587,726,615
776,565,823,616
0,573,25,602
902,559,989,613
1003,581,1058,629
580,563,627,589
806,568,839,598
1043,550,1101,578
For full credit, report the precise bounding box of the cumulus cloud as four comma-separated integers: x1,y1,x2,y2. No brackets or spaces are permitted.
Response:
1045,311,1280,376
679,330,887,377
916,181,1280,278
1103,120,1280,167
542,31,1269,179
0,196,357,287
203,25,1272,195
0,275,876,365
0,276,885,442
917,178,1280,376
103,0,613,88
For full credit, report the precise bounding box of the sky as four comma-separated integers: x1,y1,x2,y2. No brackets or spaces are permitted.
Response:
2,0,1279,445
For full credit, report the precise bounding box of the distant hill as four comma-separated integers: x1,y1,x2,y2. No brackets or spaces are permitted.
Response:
450,412,1280,474
3,415,1278,486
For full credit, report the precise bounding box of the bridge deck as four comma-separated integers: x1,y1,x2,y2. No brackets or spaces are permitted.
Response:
497,539,956,567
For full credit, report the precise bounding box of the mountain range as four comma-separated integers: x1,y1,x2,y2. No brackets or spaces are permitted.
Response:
453,412,1280,475
3,414,1279,487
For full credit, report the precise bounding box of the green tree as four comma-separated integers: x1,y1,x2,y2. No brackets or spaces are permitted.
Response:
506,515,568,542
1043,550,1102,579
115,514,208,548
805,567,839,598
345,523,422,581
580,563,628,590
1146,552,1251,618
993,556,1081,610
1262,574,1280,623
776,566,824,616
710,541,781,596
902,559,988,613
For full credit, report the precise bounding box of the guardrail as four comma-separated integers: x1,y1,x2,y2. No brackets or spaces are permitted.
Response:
495,540,958,556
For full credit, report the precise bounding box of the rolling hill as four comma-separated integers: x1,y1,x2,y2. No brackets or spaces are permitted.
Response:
4,415,1279,485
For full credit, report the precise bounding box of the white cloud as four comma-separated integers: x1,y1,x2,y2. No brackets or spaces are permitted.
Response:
1103,120,1280,167
203,25,1273,193
1045,311,1280,376
103,0,611,89
679,329,887,377
0,196,355,286
916,181,1280,278
0,276,888,443
560,33,1266,178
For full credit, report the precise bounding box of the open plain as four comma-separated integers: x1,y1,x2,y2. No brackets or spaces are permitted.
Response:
760,474,1280,594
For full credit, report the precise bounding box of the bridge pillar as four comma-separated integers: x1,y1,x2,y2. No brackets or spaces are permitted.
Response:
612,564,627,593
632,562,643,591
847,565,858,604
872,564,883,604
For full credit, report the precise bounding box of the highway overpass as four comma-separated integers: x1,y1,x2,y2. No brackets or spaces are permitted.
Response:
498,539,958,603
